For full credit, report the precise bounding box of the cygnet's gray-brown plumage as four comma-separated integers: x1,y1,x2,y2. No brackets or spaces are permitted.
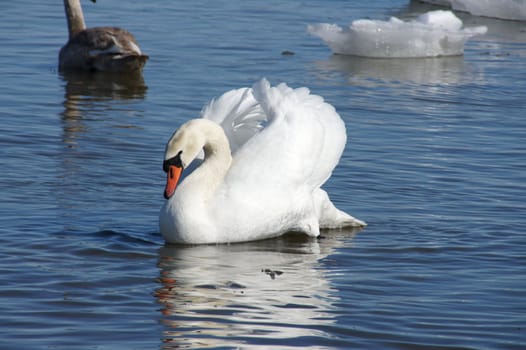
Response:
59,0,148,72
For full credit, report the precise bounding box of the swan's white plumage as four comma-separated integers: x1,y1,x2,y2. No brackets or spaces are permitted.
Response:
160,79,365,244
200,87,264,154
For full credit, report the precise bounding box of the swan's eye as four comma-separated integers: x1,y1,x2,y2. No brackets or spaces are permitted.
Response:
163,151,183,173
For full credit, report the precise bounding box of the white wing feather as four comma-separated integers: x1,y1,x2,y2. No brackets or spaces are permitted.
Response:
200,87,266,154
223,78,346,192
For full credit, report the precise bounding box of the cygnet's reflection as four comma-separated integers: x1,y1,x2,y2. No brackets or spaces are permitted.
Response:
59,69,147,145
156,230,360,349
60,69,147,137
60,70,147,105
57,70,147,232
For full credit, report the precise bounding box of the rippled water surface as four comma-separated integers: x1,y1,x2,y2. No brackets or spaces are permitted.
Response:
1,1,525,349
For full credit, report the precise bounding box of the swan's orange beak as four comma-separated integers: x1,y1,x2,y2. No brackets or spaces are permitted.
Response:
164,165,182,199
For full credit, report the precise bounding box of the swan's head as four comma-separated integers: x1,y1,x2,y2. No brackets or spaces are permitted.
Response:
163,119,229,199
163,120,208,199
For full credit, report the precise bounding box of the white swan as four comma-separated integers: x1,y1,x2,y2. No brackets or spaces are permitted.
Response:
159,79,365,244
59,0,148,72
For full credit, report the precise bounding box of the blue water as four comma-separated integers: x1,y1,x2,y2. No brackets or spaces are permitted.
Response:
1,0,525,349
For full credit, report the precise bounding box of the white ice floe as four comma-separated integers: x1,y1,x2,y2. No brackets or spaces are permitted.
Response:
308,10,487,58
418,0,526,21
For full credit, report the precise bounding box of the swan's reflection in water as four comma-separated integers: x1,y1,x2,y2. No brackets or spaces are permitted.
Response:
156,230,360,349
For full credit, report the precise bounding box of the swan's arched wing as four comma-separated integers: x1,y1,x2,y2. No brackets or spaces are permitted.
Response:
200,87,266,154
224,79,347,193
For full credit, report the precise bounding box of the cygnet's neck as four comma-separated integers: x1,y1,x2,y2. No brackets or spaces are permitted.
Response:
64,0,87,38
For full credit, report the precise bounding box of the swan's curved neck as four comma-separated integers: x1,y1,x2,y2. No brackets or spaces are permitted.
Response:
64,0,86,38
174,121,232,206
191,133,232,194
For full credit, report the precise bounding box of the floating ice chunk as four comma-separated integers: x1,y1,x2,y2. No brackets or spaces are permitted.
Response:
418,0,526,21
418,9,463,30
452,0,526,21
308,10,487,58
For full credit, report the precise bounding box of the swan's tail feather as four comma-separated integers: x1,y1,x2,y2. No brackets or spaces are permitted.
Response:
314,189,366,229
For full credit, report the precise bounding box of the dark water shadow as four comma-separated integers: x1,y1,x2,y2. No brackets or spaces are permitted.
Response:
155,228,361,349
